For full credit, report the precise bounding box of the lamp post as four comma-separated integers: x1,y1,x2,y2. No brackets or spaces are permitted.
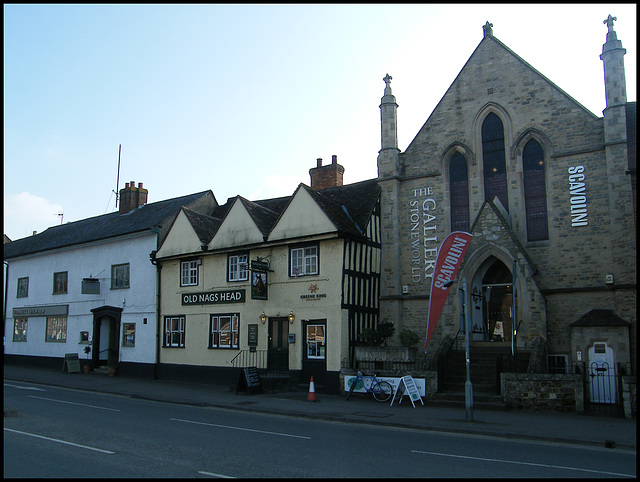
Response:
445,278,473,422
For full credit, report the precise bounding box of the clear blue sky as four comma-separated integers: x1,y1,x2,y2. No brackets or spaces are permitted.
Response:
4,4,636,241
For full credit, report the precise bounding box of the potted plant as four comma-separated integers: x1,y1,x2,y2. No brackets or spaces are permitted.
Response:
399,329,420,362
82,345,92,374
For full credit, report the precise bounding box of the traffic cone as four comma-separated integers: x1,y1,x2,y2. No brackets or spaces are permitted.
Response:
307,376,317,402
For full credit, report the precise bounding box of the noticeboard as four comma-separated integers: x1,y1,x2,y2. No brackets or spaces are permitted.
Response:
63,353,81,374
236,366,263,395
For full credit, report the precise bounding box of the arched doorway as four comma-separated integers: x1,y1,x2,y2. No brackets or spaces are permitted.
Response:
91,306,122,368
470,257,514,343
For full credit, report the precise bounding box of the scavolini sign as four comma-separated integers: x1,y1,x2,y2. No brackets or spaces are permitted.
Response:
182,290,246,305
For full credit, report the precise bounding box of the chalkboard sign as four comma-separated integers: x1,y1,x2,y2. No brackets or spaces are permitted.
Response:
236,367,263,395
63,353,81,374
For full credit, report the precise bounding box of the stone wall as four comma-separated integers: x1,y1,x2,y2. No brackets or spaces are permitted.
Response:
501,373,584,412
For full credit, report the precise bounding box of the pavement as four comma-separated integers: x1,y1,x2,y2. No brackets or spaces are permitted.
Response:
4,363,636,451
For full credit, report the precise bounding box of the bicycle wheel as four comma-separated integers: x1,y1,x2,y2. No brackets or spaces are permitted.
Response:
372,380,393,403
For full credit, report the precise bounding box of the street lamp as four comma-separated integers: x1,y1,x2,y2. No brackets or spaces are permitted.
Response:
444,278,474,422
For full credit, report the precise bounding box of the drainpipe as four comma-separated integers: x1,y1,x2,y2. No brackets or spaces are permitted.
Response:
150,246,161,380
3,261,9,356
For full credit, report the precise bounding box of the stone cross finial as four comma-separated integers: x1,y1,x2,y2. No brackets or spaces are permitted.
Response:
604,14,617,32
383,73,392,88
483,21,493,37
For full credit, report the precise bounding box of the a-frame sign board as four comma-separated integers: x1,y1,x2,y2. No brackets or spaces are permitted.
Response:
390,375,424,407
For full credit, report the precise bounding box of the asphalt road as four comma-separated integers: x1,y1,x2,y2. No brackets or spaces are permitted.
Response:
4,382,636,478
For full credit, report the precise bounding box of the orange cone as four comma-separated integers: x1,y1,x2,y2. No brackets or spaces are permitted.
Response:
307,376,317,402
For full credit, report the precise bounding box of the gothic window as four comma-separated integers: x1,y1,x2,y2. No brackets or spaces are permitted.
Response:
449,152,470,232
482,113,508,211
523,139,549,241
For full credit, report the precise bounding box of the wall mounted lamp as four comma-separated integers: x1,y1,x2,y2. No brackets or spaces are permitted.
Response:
288,311,295,324
260,312,267,324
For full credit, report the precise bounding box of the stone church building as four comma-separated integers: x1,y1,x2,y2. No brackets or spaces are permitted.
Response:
377,17,636,383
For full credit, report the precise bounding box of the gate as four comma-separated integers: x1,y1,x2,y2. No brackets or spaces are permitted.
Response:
576,361,627,417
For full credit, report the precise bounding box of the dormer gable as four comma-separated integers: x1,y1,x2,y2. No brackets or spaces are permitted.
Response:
157,207,216,258
208,196,268,249
268,184,337,242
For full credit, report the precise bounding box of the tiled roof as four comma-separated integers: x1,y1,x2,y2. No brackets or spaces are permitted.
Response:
182,207,224,245
3,191,212,259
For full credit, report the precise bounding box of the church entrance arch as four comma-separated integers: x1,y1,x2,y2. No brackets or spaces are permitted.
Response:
469,257,514,343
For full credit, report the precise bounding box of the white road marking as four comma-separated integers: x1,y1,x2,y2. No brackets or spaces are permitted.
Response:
170,418,311,439
198,471,236,478
411,449,635,478
27,395,120,412
4,383,45,391
4,427,115,454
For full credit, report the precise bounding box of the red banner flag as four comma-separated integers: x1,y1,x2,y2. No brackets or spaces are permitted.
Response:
425,231,473,351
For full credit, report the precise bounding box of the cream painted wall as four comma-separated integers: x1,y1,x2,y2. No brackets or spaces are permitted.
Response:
156,210,204,258
209,199,265,249
269,187,336,241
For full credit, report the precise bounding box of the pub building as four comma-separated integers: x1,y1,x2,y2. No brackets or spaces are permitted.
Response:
376,17,635,403
153,156,381,393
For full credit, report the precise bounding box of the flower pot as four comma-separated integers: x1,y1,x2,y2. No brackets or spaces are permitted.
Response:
108,366,116,377
82,363,90,374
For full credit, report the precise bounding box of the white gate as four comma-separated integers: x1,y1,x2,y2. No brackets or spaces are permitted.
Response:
587,342,616,404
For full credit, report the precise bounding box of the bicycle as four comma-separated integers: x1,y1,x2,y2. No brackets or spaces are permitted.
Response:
345,371,394,403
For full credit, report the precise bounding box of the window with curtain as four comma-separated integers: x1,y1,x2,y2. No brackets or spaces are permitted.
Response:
482,112,508,211
449,152,470,232
523,139,549,241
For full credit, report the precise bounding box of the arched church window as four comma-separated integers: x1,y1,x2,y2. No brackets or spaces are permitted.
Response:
482,113,508,211
449,152,469,232
523,139,549,241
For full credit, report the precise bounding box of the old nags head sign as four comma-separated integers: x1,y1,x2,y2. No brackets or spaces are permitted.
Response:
182,289,246,305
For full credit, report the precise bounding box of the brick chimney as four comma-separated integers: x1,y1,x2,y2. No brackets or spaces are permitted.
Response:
119,181,148,214
309,155,344,190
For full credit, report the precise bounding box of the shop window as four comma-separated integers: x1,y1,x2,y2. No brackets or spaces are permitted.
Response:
306,324,326,359
111,263,130,289
449,152,470,232
13,318,27,342
46,316,67,342
523,139,549,241
210,314,239,349
164,316,185,347
17,277,29,298
181,259,200,286
228,253,249,282
482,112,508,211
290,245,318,277
122,323,135,347
53,271,68,294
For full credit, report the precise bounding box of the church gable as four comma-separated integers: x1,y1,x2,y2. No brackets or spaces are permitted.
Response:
402,34,603,175
268,185,336,242
209,197,266,249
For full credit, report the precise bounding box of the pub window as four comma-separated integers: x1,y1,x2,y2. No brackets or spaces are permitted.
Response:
290,244,318,277
306,324,326,360
482,112,508,211
523,139,549,241
164,316,185,348
122,323,136,347
111,263,130,289
228,253,249,282
45,316,67,342
210,314,239,349
181,259,200,286
449,152,470,232
13,318,27,342
53,271,68,294
17,277,29,298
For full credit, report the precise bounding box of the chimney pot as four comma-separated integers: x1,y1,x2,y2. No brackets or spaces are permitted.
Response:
332,155,337,164
317,158,322,167
138,182,143,189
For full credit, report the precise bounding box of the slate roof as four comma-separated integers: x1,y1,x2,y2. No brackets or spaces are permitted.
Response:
569,309,630,327
3,191,212,259
178,179,380,246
